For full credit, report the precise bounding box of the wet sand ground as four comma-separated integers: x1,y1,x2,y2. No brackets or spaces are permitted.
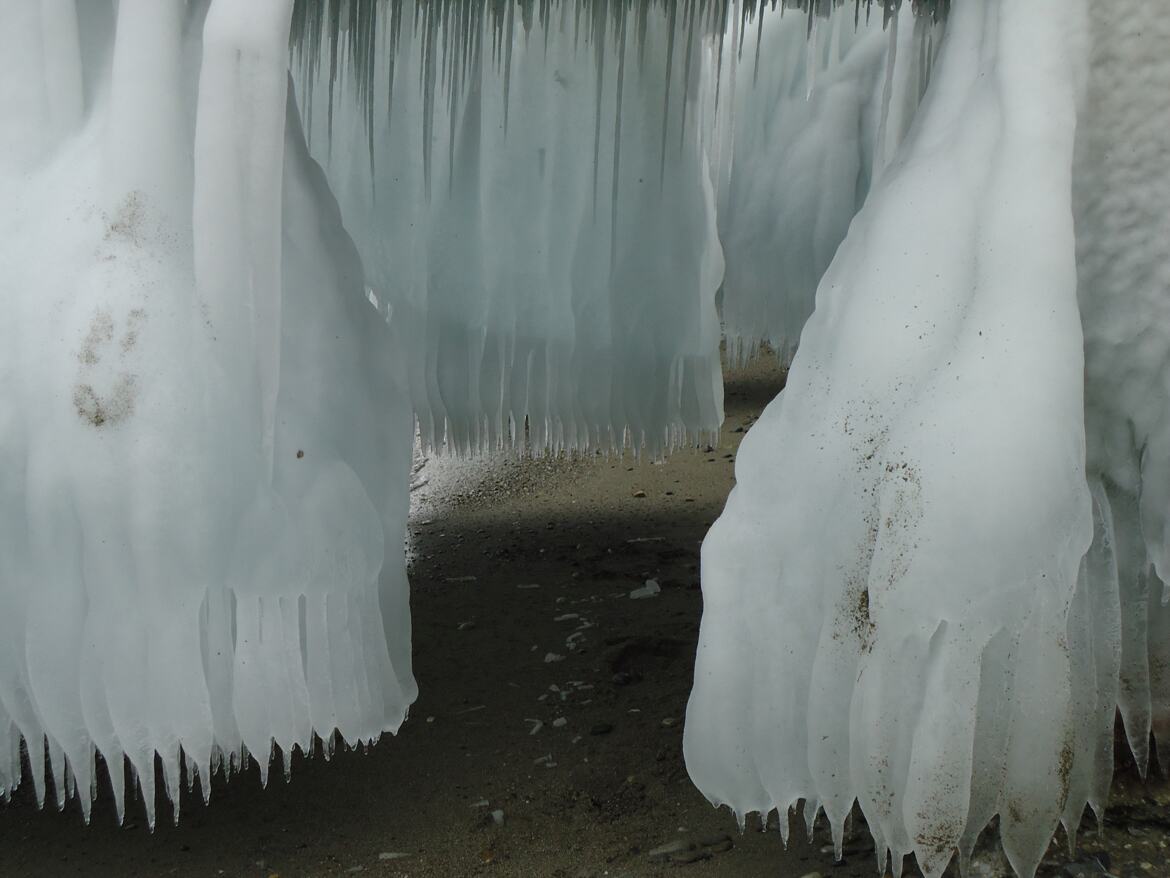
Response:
2,357,1168,878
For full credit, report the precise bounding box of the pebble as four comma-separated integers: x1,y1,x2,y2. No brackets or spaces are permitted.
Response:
648,840,693,859
378,853,410,861
544,652,565,663
632,490,647,498
552,717,568,728
698,833,733,853
628,579,661,600
490,809,505,826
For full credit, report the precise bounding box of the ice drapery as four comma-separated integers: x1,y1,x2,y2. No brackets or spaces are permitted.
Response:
296,1,726,456
0,0,415,825
716,5,942,364
687,1,1170,877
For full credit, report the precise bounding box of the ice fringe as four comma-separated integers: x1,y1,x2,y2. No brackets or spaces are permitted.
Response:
0,0,415,826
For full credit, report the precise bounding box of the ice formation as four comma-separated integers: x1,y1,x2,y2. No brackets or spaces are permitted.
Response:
295,1,728,456
0,0,415,825
717,4,942,363
2,1,1169,876
687,1,1170,876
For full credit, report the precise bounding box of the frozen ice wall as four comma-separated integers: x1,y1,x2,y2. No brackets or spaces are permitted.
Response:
0,0,415,824
1075,0,1170,771
687,2,1104,876
717,5,943,364
296,1,726,457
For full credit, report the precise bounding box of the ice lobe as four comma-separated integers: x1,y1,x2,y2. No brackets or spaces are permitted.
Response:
296,1,725,458
0,0,414,824
686,2,1095,876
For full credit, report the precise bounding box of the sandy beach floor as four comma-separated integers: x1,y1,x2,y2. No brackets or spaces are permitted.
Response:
2,356,1168,878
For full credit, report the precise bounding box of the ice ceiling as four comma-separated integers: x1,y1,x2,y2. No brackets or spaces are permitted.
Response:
0,2,1166,877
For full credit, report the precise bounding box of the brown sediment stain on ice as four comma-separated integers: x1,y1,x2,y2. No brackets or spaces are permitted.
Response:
73,376,137,427
74,307,146,428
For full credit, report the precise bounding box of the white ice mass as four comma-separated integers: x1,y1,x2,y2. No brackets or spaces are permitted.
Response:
0,1,1168,876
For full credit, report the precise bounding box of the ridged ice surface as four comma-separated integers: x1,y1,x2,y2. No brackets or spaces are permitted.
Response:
686,2,1103,876
1075,0,1170,772
295,0,727,457
717,5,942,365
0,0,415,825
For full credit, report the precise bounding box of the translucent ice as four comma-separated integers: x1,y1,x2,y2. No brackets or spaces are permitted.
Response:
0,0,414,824
295,1,726,457
687,2,1099,876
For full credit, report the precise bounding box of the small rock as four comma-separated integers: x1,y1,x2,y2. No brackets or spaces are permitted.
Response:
491,809,505,826
670,848,712,864
544,652,566,663
648,839,694,860
698,833,733,853
632,490,647,498
378,853,410,861
798,873,823,878
552,717,568,728
629,580,661,600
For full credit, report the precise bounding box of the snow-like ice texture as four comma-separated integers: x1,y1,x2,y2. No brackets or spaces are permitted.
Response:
295,2,725,457
717,7,943,365
686,2,1098,876
1074,0,1170,774
0,0,415,825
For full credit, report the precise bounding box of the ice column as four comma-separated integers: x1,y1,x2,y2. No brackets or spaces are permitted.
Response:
0,0,415,825
686,2,1094,876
